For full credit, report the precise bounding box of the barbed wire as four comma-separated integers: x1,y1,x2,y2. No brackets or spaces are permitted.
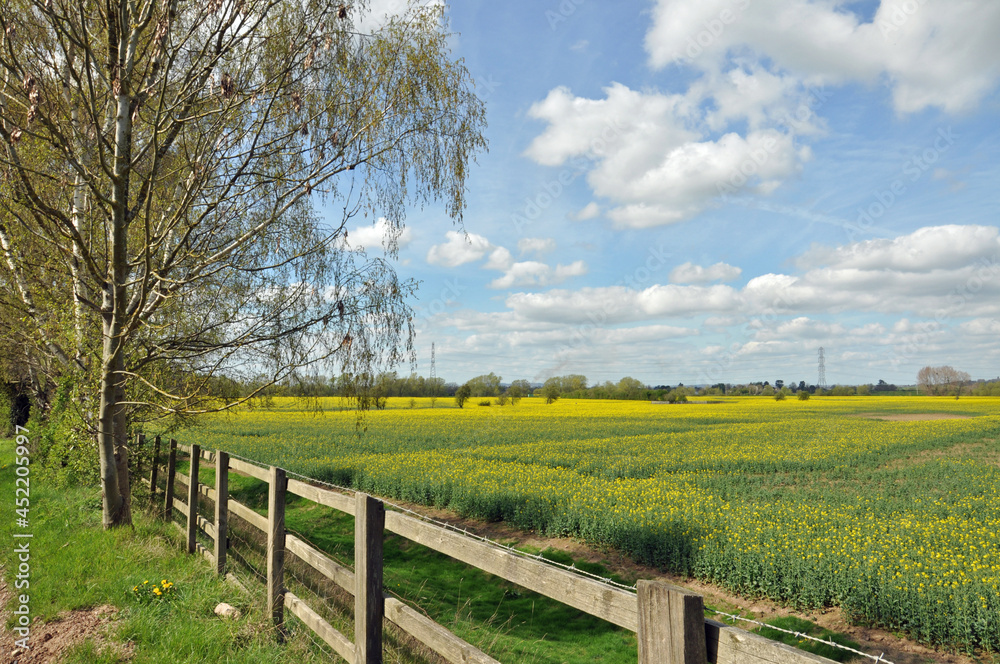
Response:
706,607,894,664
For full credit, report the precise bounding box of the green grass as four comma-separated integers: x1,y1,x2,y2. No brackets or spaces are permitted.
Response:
0,440,335,664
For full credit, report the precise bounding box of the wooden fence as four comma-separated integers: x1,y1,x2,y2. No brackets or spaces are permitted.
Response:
134,434,840,664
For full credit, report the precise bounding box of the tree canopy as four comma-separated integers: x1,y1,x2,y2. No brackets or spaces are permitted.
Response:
917,366,970,396
464,372,502,397
0,0,486,525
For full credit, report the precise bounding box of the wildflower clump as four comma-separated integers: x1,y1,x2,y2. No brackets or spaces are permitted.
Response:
131,578,175,603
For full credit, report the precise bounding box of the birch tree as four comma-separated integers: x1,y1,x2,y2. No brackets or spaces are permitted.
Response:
917,365,971,396
0,0,486,527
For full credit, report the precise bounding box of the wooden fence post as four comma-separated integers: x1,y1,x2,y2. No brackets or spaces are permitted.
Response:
267,466,287,634
637,580,707,664
214,451,229,575
163,439,177,520
355,493,385,664
148,435,161,500
187,444,200,554
134,433,145,480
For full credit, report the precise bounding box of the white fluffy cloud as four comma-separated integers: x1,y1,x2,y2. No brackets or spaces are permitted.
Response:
489,260,587,290
346,217,413,253
525,82,810,229
427,231,587,290
484,247,514,271
645,0,1000,114
571,202,602,221
524,83,696,167
797,225,1000,272
692,66,818,134
670,261,743,284
506,283,740,324
426,231,493,267
501,225,1000,324
517,237,557,256
959,319,1000,337
523,2,1000,230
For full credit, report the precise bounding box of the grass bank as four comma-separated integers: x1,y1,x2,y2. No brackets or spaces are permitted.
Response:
0,440,334,664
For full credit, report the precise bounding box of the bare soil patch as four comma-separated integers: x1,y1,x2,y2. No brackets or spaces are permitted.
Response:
854,413,973,422
0,570,129,664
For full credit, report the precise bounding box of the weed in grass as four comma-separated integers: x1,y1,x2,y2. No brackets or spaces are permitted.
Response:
130,579,176,603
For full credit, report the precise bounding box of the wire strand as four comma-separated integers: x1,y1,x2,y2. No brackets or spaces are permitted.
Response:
706,607,894,664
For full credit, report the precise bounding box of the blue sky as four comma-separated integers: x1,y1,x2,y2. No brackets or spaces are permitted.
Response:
346,0,1000,387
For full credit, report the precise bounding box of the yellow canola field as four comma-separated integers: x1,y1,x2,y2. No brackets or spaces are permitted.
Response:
194,396,1000,649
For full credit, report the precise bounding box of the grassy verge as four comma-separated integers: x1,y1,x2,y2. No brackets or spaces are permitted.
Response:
0,440,335,664
755,617,864,662
703,602,865,663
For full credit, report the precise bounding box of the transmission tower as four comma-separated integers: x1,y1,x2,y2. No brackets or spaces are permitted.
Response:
817,347,827,388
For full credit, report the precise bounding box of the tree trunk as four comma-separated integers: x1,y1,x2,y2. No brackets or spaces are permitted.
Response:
99,6,135,528
97,324,129,527
113,346,132,525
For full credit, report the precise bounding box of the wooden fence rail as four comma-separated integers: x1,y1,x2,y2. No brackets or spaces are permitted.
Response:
141,443,840,664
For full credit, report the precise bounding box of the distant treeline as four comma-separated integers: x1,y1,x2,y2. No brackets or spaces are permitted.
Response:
202,373,951,405
266,373,450,398
972,380,1000,396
